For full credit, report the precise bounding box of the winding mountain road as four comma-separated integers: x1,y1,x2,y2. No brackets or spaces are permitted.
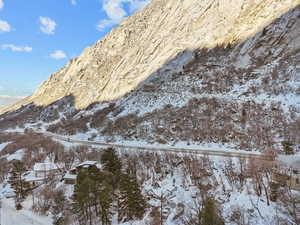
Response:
40,131,274,161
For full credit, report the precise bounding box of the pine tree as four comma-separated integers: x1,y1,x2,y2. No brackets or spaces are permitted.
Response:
201,198,224,225
101,148,122,191
101,148,122,176
118,173,147,222
8,160,31,210
97,175,113,225
72,167,113,225
73,169,95,225
282,141,294,155
185,197,224,225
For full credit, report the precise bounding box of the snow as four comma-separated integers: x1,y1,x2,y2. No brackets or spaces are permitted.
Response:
23,171,47,183
0,142,10,152
62,132,263,156
277,155,300,170
63,173,77,180
33,162,60,171
77,160,98,167
1,198,52,225
6,149,25,161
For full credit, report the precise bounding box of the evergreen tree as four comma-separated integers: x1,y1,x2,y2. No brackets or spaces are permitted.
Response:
8,160,31,210
101,148,122,191
97,175,113,225
73,169,95,225
101,148,122,176
185,197,224,225
73,166,113,225
282,141,294,155
201,198,224,225
118,173,147,222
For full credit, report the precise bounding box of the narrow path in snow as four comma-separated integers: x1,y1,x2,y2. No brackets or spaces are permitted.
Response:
40,132,274,161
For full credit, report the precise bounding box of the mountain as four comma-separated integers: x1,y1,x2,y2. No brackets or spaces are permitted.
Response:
2,1,300,224
1,0,300,153
6,0,299,110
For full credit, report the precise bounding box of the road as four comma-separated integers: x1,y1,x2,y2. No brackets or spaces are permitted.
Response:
40,131,274,161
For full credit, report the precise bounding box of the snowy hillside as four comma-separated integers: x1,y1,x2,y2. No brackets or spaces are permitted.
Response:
1,5,300,154
0,1,300,225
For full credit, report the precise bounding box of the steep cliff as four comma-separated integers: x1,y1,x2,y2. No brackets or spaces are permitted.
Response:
5,0,300,111
1,0,300,152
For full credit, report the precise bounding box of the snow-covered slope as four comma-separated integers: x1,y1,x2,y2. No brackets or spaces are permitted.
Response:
1,198,52,225
3,0,299,112
1,4,299,153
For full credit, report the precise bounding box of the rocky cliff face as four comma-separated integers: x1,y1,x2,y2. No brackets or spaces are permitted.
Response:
5,0,300,111
1,0,300,152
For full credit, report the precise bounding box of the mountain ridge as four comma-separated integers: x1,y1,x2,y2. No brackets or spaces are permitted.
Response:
3,0,300,113
0,0,300,153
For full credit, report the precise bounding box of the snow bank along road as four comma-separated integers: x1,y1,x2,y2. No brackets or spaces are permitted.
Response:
39,132,274,161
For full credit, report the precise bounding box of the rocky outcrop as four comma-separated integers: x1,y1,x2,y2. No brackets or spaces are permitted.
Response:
4,0,300,112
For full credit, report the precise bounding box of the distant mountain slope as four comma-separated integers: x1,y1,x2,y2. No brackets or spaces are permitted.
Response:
0,96,24,111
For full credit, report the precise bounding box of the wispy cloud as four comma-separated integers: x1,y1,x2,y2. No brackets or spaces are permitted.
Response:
1,44,32,52
39,16,56,35
50,50,67,59
0,0,4,9
97,0,150,31
70,0,76,5
0,20,11,32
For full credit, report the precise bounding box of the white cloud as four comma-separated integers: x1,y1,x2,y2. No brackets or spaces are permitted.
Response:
1,44,32,52
0,0,4,9
70,0,76,5
0,20,11,32
97,0,150,31
39,16,56,35
50,50,67,59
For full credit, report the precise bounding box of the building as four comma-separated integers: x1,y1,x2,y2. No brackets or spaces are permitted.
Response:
76,161,100,169
63,161,101,185
63,173,77,185
34,163,61,178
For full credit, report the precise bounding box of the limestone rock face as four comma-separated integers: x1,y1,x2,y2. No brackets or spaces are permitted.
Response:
6,0,300,111
1,1,300,151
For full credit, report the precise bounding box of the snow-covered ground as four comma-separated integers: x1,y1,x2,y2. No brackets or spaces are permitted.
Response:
0,142,11,152
1,198,52,225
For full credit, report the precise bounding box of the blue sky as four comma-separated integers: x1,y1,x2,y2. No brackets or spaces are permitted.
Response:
0,0,149,96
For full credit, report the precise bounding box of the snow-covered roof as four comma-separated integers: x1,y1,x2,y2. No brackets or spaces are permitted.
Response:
277,155,300,170
23,171,48,182
7,149,25,161
77,161,98,167
63,173,77,180
33,163,60,171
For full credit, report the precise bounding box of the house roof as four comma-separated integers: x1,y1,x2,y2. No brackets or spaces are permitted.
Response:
77,161,98,167
63,173,77,180
33,163,60,171
23,171,47,182
277,155,300,170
